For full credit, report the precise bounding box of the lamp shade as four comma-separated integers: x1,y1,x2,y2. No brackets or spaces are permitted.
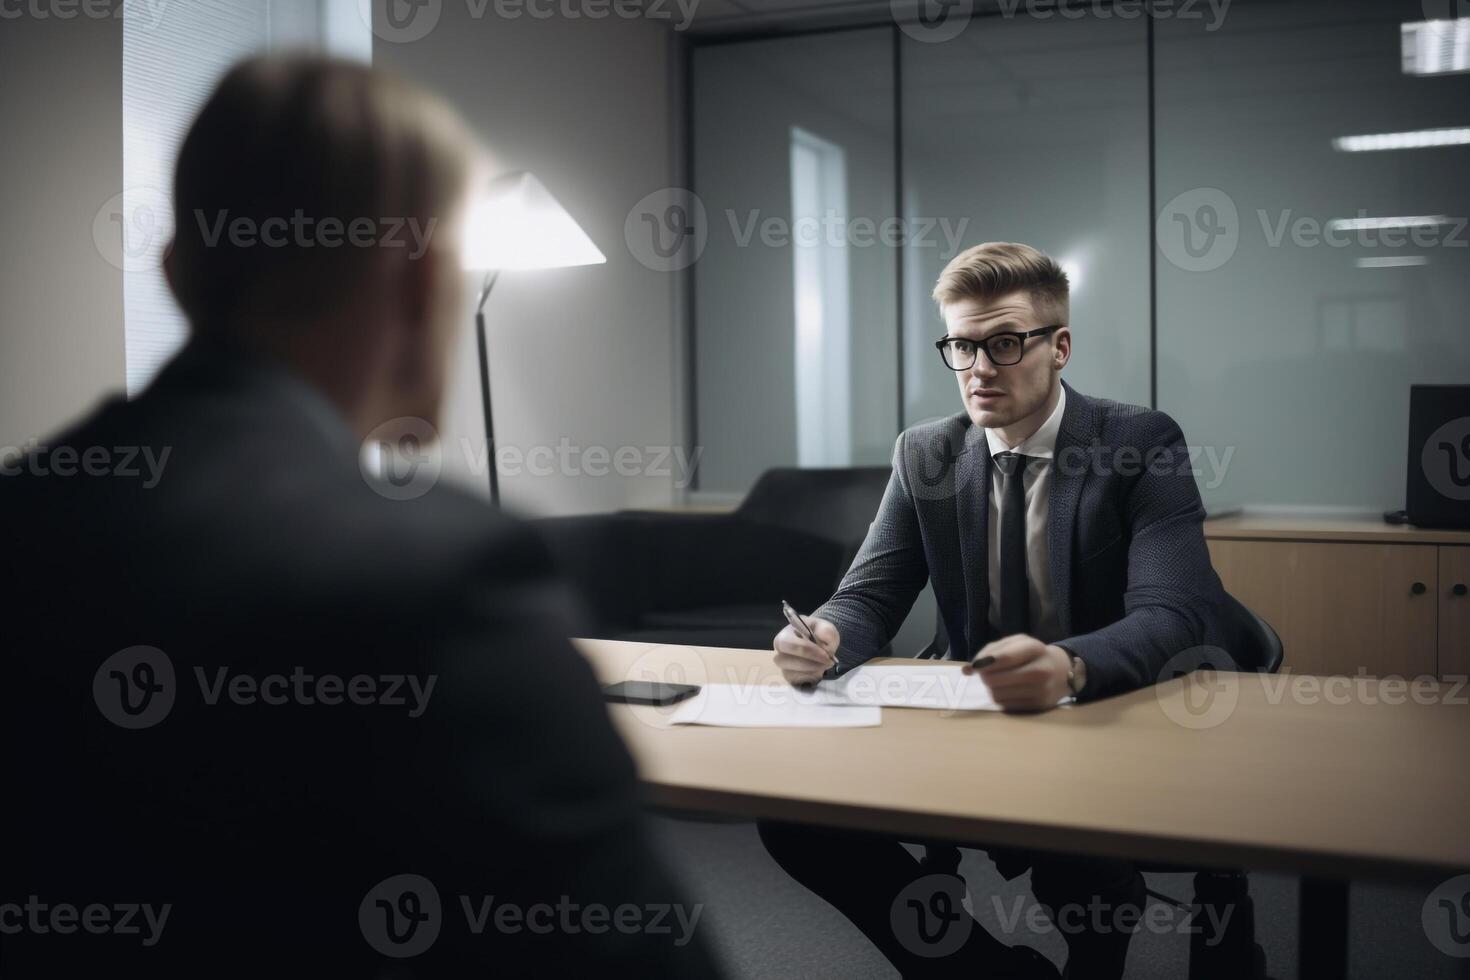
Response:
461,170,606,271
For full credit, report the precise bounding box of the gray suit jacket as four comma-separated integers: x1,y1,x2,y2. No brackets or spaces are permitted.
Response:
814,380,1227,701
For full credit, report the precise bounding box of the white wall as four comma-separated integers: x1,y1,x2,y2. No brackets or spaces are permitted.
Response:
0,15,126,450
375,9,685,516
0,2,368,448
1,7,684,518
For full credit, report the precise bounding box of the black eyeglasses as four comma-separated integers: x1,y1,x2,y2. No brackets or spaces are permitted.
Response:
935,325,1063,370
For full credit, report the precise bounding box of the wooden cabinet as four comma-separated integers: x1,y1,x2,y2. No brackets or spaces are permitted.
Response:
1204,516,1470,679
1441,547,1470,680
1207,539,1438,677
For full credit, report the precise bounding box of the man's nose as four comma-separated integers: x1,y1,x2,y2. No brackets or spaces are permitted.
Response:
969,357,998,382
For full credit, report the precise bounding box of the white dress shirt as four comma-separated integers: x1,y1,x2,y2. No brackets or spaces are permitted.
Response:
984,385,1066,643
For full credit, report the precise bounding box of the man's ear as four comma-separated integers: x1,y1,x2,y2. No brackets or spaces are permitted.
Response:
1052,326,1071,370
388,243,438,343
396,245,438,335
162,239,204,334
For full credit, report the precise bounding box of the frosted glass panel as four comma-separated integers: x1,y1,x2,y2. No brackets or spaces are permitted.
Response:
900,15,1150,427
121,0,370,395
692,29,898,494
1155,0,1470,509
791,126,854,467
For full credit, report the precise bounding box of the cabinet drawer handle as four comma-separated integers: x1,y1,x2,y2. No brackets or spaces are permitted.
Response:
1455,583,1468,597
1411,581,1427,595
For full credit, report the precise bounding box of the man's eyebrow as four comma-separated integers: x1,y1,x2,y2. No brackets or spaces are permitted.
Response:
950,320,1026,338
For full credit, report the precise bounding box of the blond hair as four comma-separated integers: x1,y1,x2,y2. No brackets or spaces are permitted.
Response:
932,242,1069,325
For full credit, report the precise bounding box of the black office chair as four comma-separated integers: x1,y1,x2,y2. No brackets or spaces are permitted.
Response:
1220,591,1284,674
1138,592,1281,980
919,593,1282,980
913,587,950,659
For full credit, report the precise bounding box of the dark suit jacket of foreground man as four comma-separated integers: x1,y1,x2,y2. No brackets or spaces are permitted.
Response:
816,379,1228,697
0,339,720,978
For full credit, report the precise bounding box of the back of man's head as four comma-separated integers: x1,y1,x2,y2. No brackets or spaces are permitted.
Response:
167,55,477,336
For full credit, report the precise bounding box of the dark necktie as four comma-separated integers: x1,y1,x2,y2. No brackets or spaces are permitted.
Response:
994,451,1030,636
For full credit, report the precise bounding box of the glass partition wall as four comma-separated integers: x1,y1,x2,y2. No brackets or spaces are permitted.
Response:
690,0,1470,511
1154,0,1470,509
692,29,898,494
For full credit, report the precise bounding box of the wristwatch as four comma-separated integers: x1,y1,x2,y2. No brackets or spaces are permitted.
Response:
1065,652,1087,699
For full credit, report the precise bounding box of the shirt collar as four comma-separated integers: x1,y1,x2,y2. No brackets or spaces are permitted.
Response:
983,384,1067,461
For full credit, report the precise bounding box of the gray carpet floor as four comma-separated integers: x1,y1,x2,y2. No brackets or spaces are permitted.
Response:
647,814,1470,979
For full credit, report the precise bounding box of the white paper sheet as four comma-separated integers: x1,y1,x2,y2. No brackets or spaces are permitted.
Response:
668,683,882,728
810,664,1001,710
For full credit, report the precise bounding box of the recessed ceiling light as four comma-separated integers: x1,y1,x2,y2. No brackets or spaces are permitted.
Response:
1355,255,1429,268
1326,215,1449,232
1402,19,1470,76
1332,127,1470,152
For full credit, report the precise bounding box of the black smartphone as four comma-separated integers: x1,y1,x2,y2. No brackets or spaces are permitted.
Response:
602,680,701,706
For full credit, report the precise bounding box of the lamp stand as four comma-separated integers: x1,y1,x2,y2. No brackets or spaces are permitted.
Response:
474,270,501,508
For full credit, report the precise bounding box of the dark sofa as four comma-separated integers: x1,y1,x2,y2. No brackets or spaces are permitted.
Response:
536,467,892,651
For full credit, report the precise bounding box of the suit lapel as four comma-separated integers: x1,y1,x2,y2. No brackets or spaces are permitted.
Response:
954,421,990,657
1047,381,1094,637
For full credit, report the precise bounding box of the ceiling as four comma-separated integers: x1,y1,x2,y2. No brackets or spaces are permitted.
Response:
674,0,1287,37
683,0,959,36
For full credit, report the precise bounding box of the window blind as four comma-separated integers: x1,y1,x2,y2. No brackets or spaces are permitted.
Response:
121,0,369,395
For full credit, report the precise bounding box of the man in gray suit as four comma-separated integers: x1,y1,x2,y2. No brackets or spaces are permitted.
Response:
762,243,1227,979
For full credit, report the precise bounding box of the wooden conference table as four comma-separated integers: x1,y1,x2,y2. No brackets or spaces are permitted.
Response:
576,638,1470,978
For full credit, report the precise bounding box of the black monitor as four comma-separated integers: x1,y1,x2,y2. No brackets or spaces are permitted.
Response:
1406,385,1470,529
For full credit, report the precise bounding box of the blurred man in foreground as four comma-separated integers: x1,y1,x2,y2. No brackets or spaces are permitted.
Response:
1,56,717,977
